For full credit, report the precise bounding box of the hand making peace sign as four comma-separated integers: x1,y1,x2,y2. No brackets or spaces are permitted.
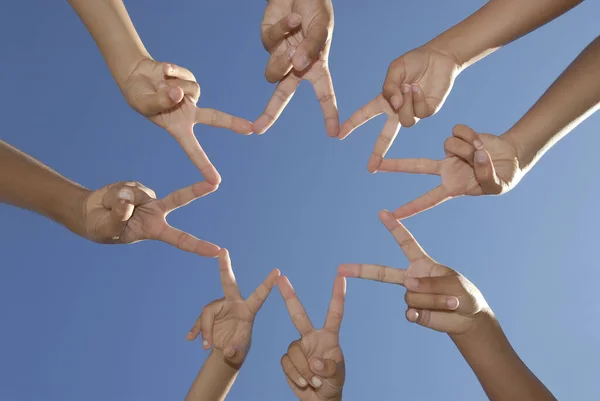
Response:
81,180,220,257
187,249,280,366
277,276,345,401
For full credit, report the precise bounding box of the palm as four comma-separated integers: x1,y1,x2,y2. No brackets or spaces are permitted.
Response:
82,181,220,257
211,300,255,359
257,0,338,137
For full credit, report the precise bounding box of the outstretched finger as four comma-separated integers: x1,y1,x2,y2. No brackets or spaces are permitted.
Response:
161,181,218,214
195,108,253,135
323,276,346,334
246,268,281,315
391,186,451,220
218,249,242,300
378,158,440,175
175,132,221,185
276,276,315,336
338,263,406,285
261,14,302,52
367,116,401,173
254,74,302,134
379,210,429,262
157,226,220,257
338,95,384,140
310,68,339,137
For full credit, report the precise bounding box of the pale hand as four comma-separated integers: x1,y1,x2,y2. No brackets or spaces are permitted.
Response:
339,45,461,171
256,0,338,137
278,276,345,401
187,249,280,366
379,124,523,219
339,210,489,335
81,180,220,257
123,58,254,185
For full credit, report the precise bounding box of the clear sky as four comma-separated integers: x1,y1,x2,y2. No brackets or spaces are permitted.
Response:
1,1,599,400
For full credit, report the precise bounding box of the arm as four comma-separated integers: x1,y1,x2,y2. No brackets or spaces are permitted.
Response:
502,35,600,172
429,0,583,68
451,314,556,401
67,0,150,89
185,349,239,401
0,140,89,236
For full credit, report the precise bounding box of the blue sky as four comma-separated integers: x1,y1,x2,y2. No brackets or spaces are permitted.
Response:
1,1,599,400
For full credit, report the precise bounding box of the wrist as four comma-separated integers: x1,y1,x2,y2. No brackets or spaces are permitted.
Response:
449,309,499,346
500,128,531,172
57,185,92,239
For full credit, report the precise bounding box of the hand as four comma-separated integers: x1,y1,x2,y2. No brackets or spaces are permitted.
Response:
123,58,254,184
339,45,461,171
81,180,220,257
277,276,345,401
339,210,490,336
256,0,338,137
187,249,280,366
379,124,523,219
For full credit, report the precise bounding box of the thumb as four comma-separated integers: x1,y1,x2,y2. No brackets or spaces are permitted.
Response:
137,84,184,116
293,21,328,71
95,187,135,241
310,357,338,378
473,146,503,194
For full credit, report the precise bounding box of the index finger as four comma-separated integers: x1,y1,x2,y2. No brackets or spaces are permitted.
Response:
195,108,254,135
276,276,315,336
367,116,401,173
160,181,218,214
218,249,242,300
323,276,346,334
378,158,441,175
310,68,339,137
378,210,429,262
157,226,220,257
253,74,302,134
246,268,281,314
176,133,221,185
338,95,384,140
338,264,406,285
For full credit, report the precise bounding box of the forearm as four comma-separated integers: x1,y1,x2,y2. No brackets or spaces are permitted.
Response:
0,141,90,236
502,35,600,172
185,349,240,401
428,0,583,69
68,0,151,88
451,313,555,401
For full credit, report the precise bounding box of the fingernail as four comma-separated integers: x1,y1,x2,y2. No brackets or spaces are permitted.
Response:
298,377,308,387
405,277,419,290
312,359,324,371
289,14,301,27
391,95,401,109
166,64,174,75
169,87,181,102
202,340,209,348
289,46,296,59
156,81,167,90
411,85,420,93
118,188,134,202
297,55,309,70
473,139,484,150
475,149,488,164
447,297,459,309
311,377,322,388
401,84,411,93
409,310,419,323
